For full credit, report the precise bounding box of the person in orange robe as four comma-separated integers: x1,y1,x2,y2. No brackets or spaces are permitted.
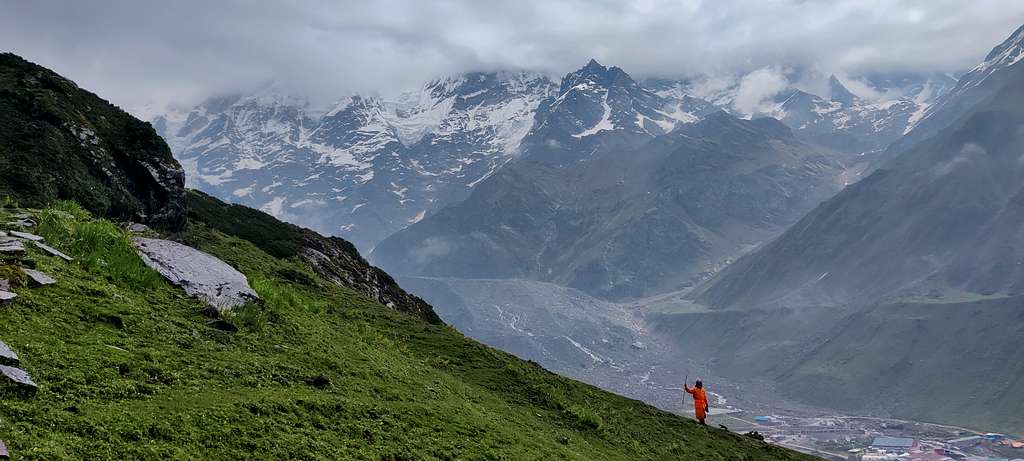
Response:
684,380,709,425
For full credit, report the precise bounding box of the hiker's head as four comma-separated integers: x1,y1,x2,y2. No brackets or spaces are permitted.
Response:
695,380,703,388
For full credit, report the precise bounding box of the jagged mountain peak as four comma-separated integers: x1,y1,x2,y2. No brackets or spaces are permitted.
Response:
828,74,858,105
562,58,637,91
529,61,703,148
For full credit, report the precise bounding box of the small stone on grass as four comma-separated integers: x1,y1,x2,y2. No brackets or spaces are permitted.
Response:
0,365,37,396
9,231,43,242
22,268,55,286
126,222,149,233
0,341,18,367
34,242,73,261
0,241,25,255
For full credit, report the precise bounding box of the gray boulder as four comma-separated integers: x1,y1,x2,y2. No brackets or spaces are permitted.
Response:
133,237,259,312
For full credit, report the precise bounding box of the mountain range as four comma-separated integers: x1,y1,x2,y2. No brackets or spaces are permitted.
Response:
149,24,1024,434
154,61,947,255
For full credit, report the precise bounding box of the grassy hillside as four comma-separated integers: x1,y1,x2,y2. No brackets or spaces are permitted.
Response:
0,202,811,460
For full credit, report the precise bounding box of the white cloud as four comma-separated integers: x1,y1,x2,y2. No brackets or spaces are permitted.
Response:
733,68,788,116
2,0,1024,114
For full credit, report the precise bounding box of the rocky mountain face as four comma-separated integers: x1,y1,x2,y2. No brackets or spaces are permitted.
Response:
155,73,557,250
373,61,844,301
0,53,186,229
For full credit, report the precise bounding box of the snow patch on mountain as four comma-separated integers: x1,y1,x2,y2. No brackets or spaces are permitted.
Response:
573,91,615,137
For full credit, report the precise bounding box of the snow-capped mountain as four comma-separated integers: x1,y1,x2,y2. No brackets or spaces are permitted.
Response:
646,71,955,158
514,60,718,167
155,61,955,253
154,73,557,250
531,60,713,141
373,64,845,300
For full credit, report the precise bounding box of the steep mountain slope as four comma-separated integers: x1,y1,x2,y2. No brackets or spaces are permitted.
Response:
904,24,1024,145
0,53,185,229
666,24,1024,432
697,48,1024,310
0,53,813,460
156,73,556,250
373,62,843,301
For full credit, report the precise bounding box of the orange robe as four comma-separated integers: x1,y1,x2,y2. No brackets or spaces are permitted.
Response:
685,386,708,420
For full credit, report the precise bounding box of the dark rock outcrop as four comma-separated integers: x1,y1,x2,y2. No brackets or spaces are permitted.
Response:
186,190,441,324
0,53,186,229
299,231,441,324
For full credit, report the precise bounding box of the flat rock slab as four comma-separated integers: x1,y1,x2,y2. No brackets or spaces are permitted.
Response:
6,219,34,228
0,365,36,396
34,242,72,261
133,237,259,312
9,231,43,242
22,268,55,286
0,341,18,367
0,240,25,254
0,291,14,304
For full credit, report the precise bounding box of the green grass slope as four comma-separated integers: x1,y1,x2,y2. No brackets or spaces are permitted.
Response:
0,203,811,460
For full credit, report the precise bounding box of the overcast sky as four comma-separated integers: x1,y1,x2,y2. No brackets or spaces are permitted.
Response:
4,0,1024,115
